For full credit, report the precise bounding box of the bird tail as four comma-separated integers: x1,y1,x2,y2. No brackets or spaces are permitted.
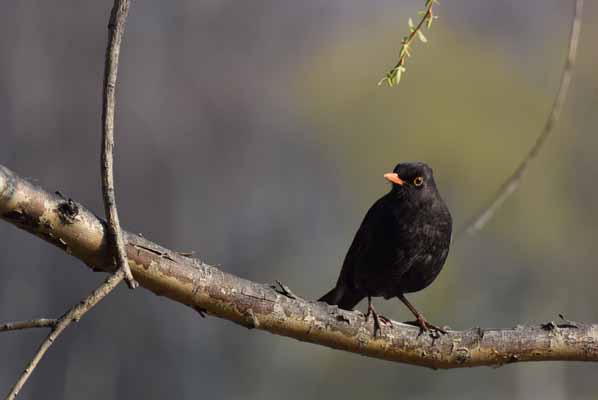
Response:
318,285,363,310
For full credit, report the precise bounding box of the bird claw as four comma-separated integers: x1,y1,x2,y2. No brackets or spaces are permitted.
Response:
365,305,390,337
405,317,447,337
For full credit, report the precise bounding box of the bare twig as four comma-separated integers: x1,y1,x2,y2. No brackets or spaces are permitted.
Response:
4,270,124,400
2,164,598,369
3,4,135,394
458,0,584,237
101,0,137,288
0,319,57,333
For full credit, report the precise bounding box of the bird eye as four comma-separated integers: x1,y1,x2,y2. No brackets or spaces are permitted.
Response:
413,176,424,186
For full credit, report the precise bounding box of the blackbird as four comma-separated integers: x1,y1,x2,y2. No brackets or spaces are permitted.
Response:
319,162,452,334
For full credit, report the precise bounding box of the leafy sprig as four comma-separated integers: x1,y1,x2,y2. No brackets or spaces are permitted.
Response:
379,0,438,87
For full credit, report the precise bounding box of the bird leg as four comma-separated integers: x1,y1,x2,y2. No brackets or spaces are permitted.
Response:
398,294,447,335
365,296,390,336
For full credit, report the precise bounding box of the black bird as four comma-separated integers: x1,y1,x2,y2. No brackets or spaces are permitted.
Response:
319,162,452,334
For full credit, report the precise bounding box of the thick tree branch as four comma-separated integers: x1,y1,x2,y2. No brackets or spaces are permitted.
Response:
101,0,137,288
1,164,598,369
3,271,124,400
458,0,584,236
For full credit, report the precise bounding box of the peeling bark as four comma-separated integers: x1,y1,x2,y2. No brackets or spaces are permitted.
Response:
1,164,598,369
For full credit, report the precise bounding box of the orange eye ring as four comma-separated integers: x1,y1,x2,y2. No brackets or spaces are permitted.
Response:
413,176,424,186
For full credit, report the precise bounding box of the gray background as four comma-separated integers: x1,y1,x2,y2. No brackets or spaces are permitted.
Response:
1,1,598,399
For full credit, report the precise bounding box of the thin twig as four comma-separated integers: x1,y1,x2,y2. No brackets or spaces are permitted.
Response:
0,319,57,333
101,0,137,288
4,270,124,400
458,0,584,237
379,0,438,86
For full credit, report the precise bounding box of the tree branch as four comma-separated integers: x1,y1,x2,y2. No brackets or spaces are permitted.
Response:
458,0,584,237
101,0,137,288
1,164,598,369
3,271,124,400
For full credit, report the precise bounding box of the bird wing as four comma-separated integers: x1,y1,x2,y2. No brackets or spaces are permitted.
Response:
338,197,395,288
334,202,375,287
340,195,419,296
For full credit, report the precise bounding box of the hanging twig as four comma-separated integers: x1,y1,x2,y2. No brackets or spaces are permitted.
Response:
458,0,584,237
379,0,438,87
4,271,124,400
101,0,137,288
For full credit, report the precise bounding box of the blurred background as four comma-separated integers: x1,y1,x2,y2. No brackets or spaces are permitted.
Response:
1,0,598,398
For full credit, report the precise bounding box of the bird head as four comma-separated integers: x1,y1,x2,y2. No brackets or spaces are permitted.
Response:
384,162,440,203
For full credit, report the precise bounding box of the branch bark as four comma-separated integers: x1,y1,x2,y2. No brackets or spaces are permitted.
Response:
1,164,598,369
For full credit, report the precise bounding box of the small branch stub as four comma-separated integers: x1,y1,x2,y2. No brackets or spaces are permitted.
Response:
0,319,57,333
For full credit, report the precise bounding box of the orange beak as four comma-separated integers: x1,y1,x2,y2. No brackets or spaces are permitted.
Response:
384,172,405,186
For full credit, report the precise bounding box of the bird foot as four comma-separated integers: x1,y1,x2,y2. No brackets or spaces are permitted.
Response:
405,317,447,337
365,305,391,337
